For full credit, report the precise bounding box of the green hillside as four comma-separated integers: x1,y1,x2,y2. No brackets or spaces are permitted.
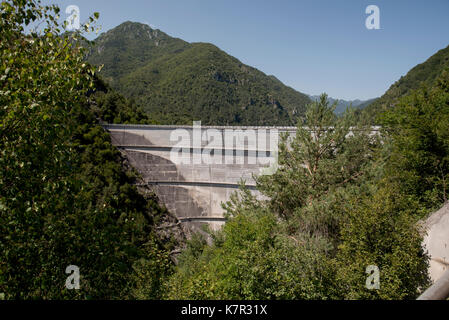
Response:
86,21,190,87
363,44,449,120
1,5,182,298
86,22,311,126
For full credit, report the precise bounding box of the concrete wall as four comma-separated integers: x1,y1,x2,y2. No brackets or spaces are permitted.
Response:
105,124,449,284
103,124,289,232
423,202,449,282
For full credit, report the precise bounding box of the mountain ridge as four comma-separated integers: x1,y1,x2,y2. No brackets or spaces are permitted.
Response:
363,44,449,119
86,21,311,126
308,95,378,114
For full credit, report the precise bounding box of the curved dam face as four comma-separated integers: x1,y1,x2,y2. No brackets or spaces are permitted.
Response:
105,124,448,282
103,123,293,232
423,202,449,283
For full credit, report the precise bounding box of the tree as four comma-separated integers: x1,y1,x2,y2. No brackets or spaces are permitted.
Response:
336,182,430,299
166,95,378,299
0,0,174,299
167,94,431,299
380,70,449,208
333,71,449,299
165,188,338,300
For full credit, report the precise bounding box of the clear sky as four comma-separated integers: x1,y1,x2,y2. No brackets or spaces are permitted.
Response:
43,0,449,100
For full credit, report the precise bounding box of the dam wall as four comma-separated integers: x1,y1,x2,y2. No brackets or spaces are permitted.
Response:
103,124,292,231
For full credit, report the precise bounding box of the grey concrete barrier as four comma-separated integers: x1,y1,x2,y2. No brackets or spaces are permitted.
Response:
417,268,449,300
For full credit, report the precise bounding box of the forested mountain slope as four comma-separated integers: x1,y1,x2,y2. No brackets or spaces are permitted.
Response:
363,44,449,119
86,21,311,125
1,4,183,299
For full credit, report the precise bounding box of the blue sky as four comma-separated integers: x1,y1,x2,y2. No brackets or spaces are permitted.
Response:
43,0,449,100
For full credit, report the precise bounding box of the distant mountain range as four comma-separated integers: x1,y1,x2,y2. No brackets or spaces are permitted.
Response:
308,95,378,114
86,21,310,126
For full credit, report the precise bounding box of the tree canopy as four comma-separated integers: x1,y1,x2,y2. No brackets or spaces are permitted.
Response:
0,0,175,299
164,94,432,300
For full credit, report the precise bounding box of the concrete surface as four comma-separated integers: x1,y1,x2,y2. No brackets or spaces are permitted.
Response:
423,202,449,282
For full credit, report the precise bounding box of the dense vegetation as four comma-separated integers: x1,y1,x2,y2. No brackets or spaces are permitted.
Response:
86,22,311,126
164,70,449,299
363,45,449,121
89,76,154,124
164,91,442,299
1,0,448,301
380,69,449,207
0,0,176,299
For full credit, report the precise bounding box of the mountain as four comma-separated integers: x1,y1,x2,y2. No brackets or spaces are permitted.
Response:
363,44,449,119
86,21,311,126
308,95,378,114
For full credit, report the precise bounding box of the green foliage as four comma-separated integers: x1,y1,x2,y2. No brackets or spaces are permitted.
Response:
257,94,376,221
166,94,431,300
1,0,442,300
0,0,173,299
336,183,430,300
166,191,337,300
129,240,173,299
85,22,311,126
85,21,190,88
89,76,154,124
380,70,449,208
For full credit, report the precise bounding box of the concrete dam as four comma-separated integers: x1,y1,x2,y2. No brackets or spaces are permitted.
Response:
104,123,292,231
104,123,448,283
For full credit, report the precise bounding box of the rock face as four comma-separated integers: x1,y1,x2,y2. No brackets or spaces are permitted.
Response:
423,202,449,282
